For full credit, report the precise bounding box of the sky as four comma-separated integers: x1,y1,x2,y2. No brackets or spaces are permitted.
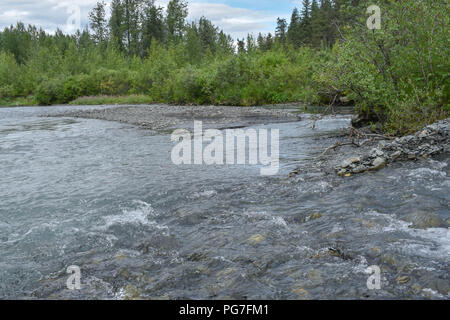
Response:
0,0,301,39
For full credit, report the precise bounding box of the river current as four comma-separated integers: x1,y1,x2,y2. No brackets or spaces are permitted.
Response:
0,106,448,299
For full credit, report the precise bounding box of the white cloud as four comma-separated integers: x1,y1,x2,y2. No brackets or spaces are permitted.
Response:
188,3,277,38
0,0,287,39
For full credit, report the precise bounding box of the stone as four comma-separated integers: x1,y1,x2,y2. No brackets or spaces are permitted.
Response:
404,210,444,229
380,254,398,267
370,148,384,158
307,269,322,283
370,157,386,170
418,143,430,150
445,218,450,228
397,276,410,284
368,247,382,258
435,279,450,295
115,253,127,261
291,287,310,300
411,283,422,293
352,165,368,174
124,285,145,300
418,130,430,139
335,118,449,177
390,150,402,160
309,212,323,221
247,234,265,245
340,157,361,168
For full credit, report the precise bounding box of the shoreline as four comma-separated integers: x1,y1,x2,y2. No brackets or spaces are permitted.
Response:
48,104,305,132
47,104,450,178
288,118,450,180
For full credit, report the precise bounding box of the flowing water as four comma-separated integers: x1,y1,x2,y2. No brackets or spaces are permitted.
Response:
0,106,448,299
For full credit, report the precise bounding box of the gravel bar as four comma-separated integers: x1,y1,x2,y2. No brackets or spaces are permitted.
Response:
50,104,302,132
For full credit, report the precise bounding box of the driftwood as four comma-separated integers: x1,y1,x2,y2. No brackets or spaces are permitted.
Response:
316,134,381,159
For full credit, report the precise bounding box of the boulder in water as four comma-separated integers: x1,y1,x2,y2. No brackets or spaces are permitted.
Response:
404,210,445,229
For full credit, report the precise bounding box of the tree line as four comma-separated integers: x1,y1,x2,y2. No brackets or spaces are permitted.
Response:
89,0,234,57
0,0,448,135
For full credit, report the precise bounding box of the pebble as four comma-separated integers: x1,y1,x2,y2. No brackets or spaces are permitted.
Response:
247,234,265,245
370,157,386,170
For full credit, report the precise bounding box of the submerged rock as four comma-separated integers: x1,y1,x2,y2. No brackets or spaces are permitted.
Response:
247,234,265,245
291,286,311,300
404,210,445,229
397,276,410,284
308,212,324,221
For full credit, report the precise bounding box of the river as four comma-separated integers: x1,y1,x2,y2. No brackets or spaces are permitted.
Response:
0,105,448,299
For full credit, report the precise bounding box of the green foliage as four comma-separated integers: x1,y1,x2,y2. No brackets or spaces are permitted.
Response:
0,52,21,97
63,74,100,102
1,0,448,136
35,78,65,105
70,94,154,105
321,0,450,134
94,69,132,95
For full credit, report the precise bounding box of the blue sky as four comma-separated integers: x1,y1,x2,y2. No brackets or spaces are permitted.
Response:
0,0,301,39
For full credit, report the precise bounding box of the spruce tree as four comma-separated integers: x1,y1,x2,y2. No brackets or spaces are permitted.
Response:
299,0,312,45
89,1,108,45
287,8,301,48
109,0,125,51
166,0,188,42
275,18,287,47
142,0,165,52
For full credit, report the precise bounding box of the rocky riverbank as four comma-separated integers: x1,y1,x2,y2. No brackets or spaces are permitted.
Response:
335,118,450,176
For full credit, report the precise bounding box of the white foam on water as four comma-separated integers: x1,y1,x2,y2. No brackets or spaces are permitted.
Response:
365,211,450,259
242,210,269,219
298,181,332,194
407,167,447,178
242,210,288,228
427,159,448,170
271,216,288,227
102,200,167,231
426,178,450,191
212,256,234,264
5,221,59,244
191,190,218,199
331,224,344,234
114,287,126,300
422,288,445,299
352,255,369,274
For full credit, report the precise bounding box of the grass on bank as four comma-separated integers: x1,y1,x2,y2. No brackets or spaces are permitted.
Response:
0,96,37,107
69,95,155,105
